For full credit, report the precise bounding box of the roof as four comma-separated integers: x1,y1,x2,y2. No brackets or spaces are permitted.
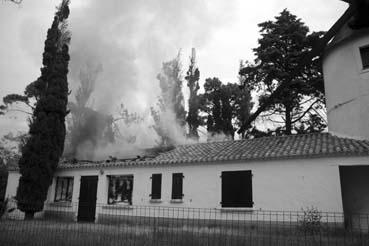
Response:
7,133,369,171
324,23,369,57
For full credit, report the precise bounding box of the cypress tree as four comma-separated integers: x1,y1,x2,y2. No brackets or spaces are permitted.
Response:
16,0,71,219
185,48,200,140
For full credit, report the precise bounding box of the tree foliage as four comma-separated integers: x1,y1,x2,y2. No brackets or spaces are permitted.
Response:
63,64,116,159
112,103,143,145
185,49,201,140
15,0,71,217
239,9,326,136
151,52,186,146
0,132,27,202
199,78,252,140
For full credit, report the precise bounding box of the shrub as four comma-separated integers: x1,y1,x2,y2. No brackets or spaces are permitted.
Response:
298,206,323,234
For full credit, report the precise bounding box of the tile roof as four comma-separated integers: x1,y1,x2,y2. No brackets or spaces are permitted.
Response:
150,132,369,164
7,133,369,171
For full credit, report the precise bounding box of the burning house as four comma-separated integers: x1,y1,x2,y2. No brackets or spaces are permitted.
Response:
4,0,369,230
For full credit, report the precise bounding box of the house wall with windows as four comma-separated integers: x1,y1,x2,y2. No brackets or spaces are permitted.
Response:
6,155,369,218
323,29,369,140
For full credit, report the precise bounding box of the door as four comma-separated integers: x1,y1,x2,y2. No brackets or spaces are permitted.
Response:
339,166,369,230
77,176,98,222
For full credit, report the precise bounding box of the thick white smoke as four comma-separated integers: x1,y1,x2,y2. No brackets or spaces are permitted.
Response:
65,0,238,159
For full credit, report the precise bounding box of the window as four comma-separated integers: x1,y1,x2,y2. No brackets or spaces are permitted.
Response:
54,177,73,202
360,46,369,69
221,170,253,208
171,173,184,200
107,175,133,205
150,174,162,199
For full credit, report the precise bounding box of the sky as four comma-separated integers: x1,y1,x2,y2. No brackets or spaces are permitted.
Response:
0,0,348,137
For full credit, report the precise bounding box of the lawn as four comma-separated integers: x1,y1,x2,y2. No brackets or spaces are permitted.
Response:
0,218,368,246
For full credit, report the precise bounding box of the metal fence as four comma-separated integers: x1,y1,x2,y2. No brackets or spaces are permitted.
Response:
1,202,369,246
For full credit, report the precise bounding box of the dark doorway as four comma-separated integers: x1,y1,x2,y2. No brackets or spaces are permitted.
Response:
339,166,369,229
77,176,98,222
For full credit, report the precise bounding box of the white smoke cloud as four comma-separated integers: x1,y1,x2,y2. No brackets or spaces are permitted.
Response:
64,0,239,159
67,0,237,112
12,0,238,160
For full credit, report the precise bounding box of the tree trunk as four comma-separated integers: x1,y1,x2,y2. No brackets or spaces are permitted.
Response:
285,103,292,135
24,211,35,220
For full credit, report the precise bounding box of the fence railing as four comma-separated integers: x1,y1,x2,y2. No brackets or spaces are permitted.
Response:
1,202,369,246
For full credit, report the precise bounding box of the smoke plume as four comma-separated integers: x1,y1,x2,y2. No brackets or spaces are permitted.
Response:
64,0,237,159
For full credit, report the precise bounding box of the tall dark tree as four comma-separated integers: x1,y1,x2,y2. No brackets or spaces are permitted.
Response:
200,78,252,140
185,48,201,140
239,9,326,136
15,0,71,219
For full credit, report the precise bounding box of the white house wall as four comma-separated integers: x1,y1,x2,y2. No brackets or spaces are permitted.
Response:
45,156,369,212
4,171,20,200
5,156,369,221
323,33,369,140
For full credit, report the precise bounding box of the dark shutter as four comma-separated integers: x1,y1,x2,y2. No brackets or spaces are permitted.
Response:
360,46,369,69
54,177,60,201
171,173,183,199
150,174,162,199
221,170,253,208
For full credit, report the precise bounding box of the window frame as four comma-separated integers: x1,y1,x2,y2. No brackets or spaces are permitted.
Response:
221,170,253,208
150,173,162,200
107,175,134,205
171,173,184,200
54,176,74,202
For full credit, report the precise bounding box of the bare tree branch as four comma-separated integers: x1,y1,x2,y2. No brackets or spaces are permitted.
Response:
291,99,321,124
7,109,32,115
5,0,23,4
311,107,328,124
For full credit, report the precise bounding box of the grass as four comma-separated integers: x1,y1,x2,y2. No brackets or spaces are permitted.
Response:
0,218,368,246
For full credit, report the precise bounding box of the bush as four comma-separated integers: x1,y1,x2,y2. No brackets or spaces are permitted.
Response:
298,206,323,234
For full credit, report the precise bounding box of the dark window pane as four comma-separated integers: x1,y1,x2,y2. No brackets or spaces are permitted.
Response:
151,174,162,199
171,173,183,199
55,177,62,201
54,177,73,202
221,170,252,208
61,178,67,200
67,178,73,201
360,46,369,69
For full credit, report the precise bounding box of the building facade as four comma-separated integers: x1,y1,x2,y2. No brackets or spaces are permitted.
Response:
5,133,369,224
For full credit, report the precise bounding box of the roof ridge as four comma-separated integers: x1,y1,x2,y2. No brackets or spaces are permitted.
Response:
173,132,331,148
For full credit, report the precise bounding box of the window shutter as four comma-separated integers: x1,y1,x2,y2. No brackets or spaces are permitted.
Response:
221,170,253,208
360,46,369,69
150,174,162,199
172,173,183,199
